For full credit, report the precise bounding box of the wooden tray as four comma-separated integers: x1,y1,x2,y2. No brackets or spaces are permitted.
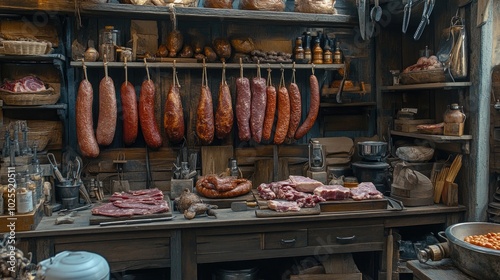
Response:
197,191,255,209
89,197,172,225
319,198,388,212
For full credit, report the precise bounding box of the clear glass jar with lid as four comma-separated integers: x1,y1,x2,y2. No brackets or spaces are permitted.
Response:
99,25,120,62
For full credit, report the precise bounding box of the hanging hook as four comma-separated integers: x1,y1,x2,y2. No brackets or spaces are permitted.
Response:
239,57,244,78
144,57,151,81
311,63,315,75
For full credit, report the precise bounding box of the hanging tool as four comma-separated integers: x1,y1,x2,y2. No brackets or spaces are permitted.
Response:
402,0,413,33
47,153,66,182
112,152,130,193
357,0,367,40
413,0,435,40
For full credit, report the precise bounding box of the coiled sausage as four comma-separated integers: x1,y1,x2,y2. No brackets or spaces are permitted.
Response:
262,85,276,142
236,77,251,141
274,86,290,145
96,76,117,146
215,82,234,139
120,81,138,145
139,79,163,148
76,79,99,158
294,75,320,140
164,85,185,144
196,85,215,145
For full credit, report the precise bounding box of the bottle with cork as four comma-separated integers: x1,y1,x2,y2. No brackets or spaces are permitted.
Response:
294,37,305,61
303,32,312,63
312,37,323,64
333,41,343,64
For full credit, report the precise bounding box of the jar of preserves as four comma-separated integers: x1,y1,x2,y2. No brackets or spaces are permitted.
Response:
443,103,466,123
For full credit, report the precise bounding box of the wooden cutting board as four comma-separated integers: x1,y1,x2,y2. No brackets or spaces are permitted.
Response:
255,204,321,218
197,192,255,209
319,198,388,212
89,197,172,225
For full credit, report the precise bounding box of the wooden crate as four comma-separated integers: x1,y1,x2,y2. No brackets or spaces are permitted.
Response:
0,200,44,232
394,119,434,133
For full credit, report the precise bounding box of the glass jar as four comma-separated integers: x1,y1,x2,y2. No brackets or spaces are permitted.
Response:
99,26,120,62
443,103,466,123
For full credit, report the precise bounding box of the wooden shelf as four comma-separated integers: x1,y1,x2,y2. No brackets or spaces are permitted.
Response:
78,3,357,26
381,82,472,91
0,54,65,63
1,104,67,110
70,61,344,70
390,130,472,154
320,102,376,108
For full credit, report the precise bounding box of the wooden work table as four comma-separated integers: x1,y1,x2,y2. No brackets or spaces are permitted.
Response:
14,204,465,279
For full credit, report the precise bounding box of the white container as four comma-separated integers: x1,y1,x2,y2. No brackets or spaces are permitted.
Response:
38,251,110,280
16,188,33,214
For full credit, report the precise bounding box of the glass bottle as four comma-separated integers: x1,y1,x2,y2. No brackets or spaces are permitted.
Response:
323,40,333,64
443,103,466,123
303,32,312,63
333,41,343,64
294,37,304,61
312,37,323,64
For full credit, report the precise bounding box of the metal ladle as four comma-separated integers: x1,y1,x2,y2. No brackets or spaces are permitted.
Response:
371,0,382,22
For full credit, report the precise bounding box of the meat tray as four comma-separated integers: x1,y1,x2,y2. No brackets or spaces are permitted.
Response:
88,196,172,225
319,198,388,212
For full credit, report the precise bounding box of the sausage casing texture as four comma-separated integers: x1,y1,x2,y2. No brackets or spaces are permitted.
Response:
286,82,302,139
96,76,117,146
120,81,138,145
250,77,267,143
215,82,234,139
164,85,185,144
196,85,215,145
139,79,163,148
76,79,99,158
196,179,252,198
294,75,320,140
262,85,276,142
274,86,290,145
236,77,252,141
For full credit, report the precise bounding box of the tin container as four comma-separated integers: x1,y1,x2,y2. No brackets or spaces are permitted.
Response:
16,187,33,214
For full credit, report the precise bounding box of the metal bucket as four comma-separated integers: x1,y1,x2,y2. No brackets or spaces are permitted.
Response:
445,222,500,280
56,181,80,209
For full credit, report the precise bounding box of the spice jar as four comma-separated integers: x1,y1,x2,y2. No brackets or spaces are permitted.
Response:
443,103,466,136
294,37,304,61
312,37,323,64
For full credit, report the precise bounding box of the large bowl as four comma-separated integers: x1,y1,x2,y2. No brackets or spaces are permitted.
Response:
357,141,388,161
445,222,500,280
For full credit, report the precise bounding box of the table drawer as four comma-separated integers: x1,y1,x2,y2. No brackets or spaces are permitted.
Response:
263,229,307,249
308,224,384,247
197,233,261,254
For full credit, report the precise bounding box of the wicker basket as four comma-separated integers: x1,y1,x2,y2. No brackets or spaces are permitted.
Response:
0,130,51,152
0,40,51,56
400,69,446,85
0,87,60,106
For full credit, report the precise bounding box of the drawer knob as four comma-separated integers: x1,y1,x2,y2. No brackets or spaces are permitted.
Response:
280,238,296,247
336,235,355,244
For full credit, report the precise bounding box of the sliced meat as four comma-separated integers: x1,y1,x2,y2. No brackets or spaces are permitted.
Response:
313,185,351,200
267,200,301,212
350,182,384,200
289,175,324,193
91,203,147,217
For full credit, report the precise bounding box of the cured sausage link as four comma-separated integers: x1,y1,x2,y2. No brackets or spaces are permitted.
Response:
215,82,234,139
121,81,138,145
196,85,215,145
262,85,277,142
164,85,185,144
287,82,302,139
76,79,99,158
250,77,267,143
236,77,252,141
139,79,163,148
96,76,118,146
294,75,320,140
274,86,290,145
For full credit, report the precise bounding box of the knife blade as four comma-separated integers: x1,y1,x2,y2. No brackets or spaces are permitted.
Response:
358,0,367,40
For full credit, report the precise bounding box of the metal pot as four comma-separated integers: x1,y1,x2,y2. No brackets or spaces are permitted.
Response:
444,222,500,280
357,141,388,161
37,251,110,280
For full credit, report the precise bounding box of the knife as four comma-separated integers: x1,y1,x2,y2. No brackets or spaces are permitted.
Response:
99,216,175,226
357,0,367,40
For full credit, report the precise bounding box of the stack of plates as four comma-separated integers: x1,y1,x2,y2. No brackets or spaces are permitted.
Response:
487,188,500,223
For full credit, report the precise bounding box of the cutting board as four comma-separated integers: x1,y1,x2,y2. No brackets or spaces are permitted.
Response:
255,204,321,218
319,198,388,212
89,197,172,225
196,192,255,209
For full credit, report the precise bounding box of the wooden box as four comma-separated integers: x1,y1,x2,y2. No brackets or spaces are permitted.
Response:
444,123,464,136
0,200,44,232
394,119,434,133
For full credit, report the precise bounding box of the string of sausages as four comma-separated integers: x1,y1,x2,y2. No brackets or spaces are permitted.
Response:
75,60,320,158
